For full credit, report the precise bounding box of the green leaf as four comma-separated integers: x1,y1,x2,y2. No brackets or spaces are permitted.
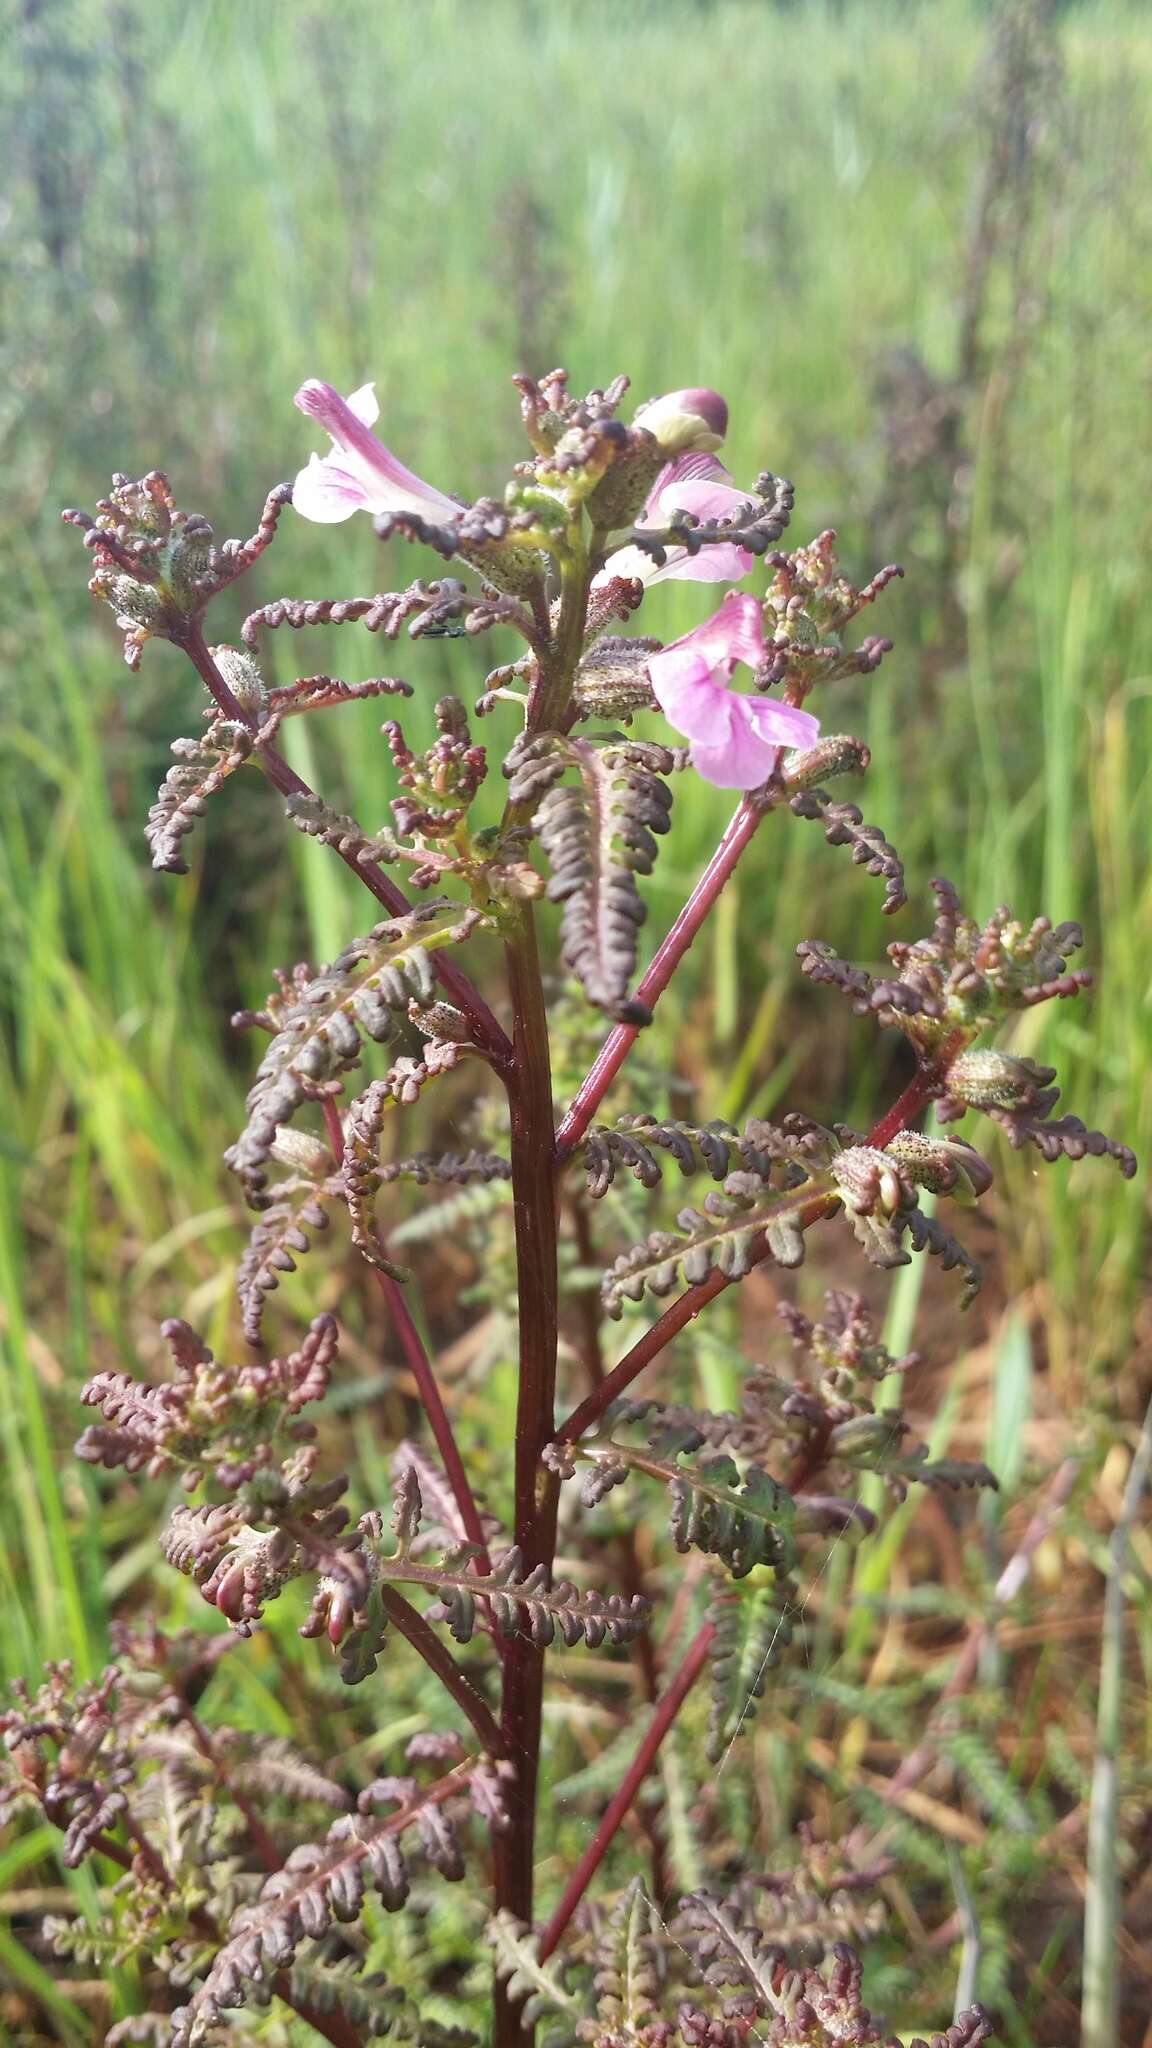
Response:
705,1578,796,1764
601,1170,828,1318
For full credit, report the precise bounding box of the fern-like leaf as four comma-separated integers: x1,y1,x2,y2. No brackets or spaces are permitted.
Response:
105,2018,175,2046
342,1080,412,1277
788,786,906,914
487,1911,582,2035
224,901,482,1193
336,1580,391,1685
578,1433,795,1580
282,1950,410,2038
531,737,676,1019
237,1177,334,1343
284,789,400,867
602,1167,831,1318
357,1478,647,1650
389,1176,512,1250
666,1456,794,1579
901,1203,982,1305
673,1889,782,2003
581,1114,811,1199
705,1579,796,1764
224,1736,349,1811
378,1149,512,1187
169,1775,469,2046
391,1441,505,1555
590,1877,660,2037
387,1544,651,1650
145,719,254,873
886,1447,997,1494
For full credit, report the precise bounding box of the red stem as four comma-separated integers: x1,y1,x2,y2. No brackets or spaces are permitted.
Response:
492,905,562,2008
489,544,581,2035
555,1051,962,1447
322,1097,492,1571
378,1583,505,1755
558,1267,734,1446
533,1048,962,1956
535,1620,715,1960
865,1046,957,1151
503,910,560,1560
178,625,513,1072
555,793,772,1157
372,1265,494,1566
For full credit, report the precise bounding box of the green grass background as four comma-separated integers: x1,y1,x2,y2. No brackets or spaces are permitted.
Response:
0,0,1150,2037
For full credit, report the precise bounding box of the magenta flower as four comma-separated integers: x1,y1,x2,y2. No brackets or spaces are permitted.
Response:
597,452,756,590
646,591,820,789
292,379,460,525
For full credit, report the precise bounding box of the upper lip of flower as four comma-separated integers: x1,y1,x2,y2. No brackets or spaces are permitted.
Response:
632,386,730,453
596,452,756,590
291,379,461,525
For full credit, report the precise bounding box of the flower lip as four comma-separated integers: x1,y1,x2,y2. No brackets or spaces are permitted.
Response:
595,451,755,591
294,378,381,458
646,591,820,790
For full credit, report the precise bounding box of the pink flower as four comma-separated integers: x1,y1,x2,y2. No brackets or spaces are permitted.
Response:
597,452,756,590
292,379,460,525
647,591,820,790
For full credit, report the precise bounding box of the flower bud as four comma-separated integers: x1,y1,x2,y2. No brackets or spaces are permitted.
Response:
631,386,729,456
943,1048,1056,1111
106,573,163,629
585,432,665,531
457,538,547,601
167,535,214,604
210,644,269,718
885,1130,994,1201
270,1127,330,1176
780,734,871,791
829,1413,906,1459
574,637,660,718
831,1146,907,1216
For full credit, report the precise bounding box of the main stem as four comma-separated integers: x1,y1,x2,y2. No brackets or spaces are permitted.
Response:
493,903,561,2046
493,545,593,2045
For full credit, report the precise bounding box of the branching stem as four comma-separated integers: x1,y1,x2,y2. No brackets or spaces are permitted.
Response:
378,1583,505,1756
321,1098,493,1571
555,790,776,1155
536,1619,715,1960
555,1056,961,1445
176,625,513,1071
